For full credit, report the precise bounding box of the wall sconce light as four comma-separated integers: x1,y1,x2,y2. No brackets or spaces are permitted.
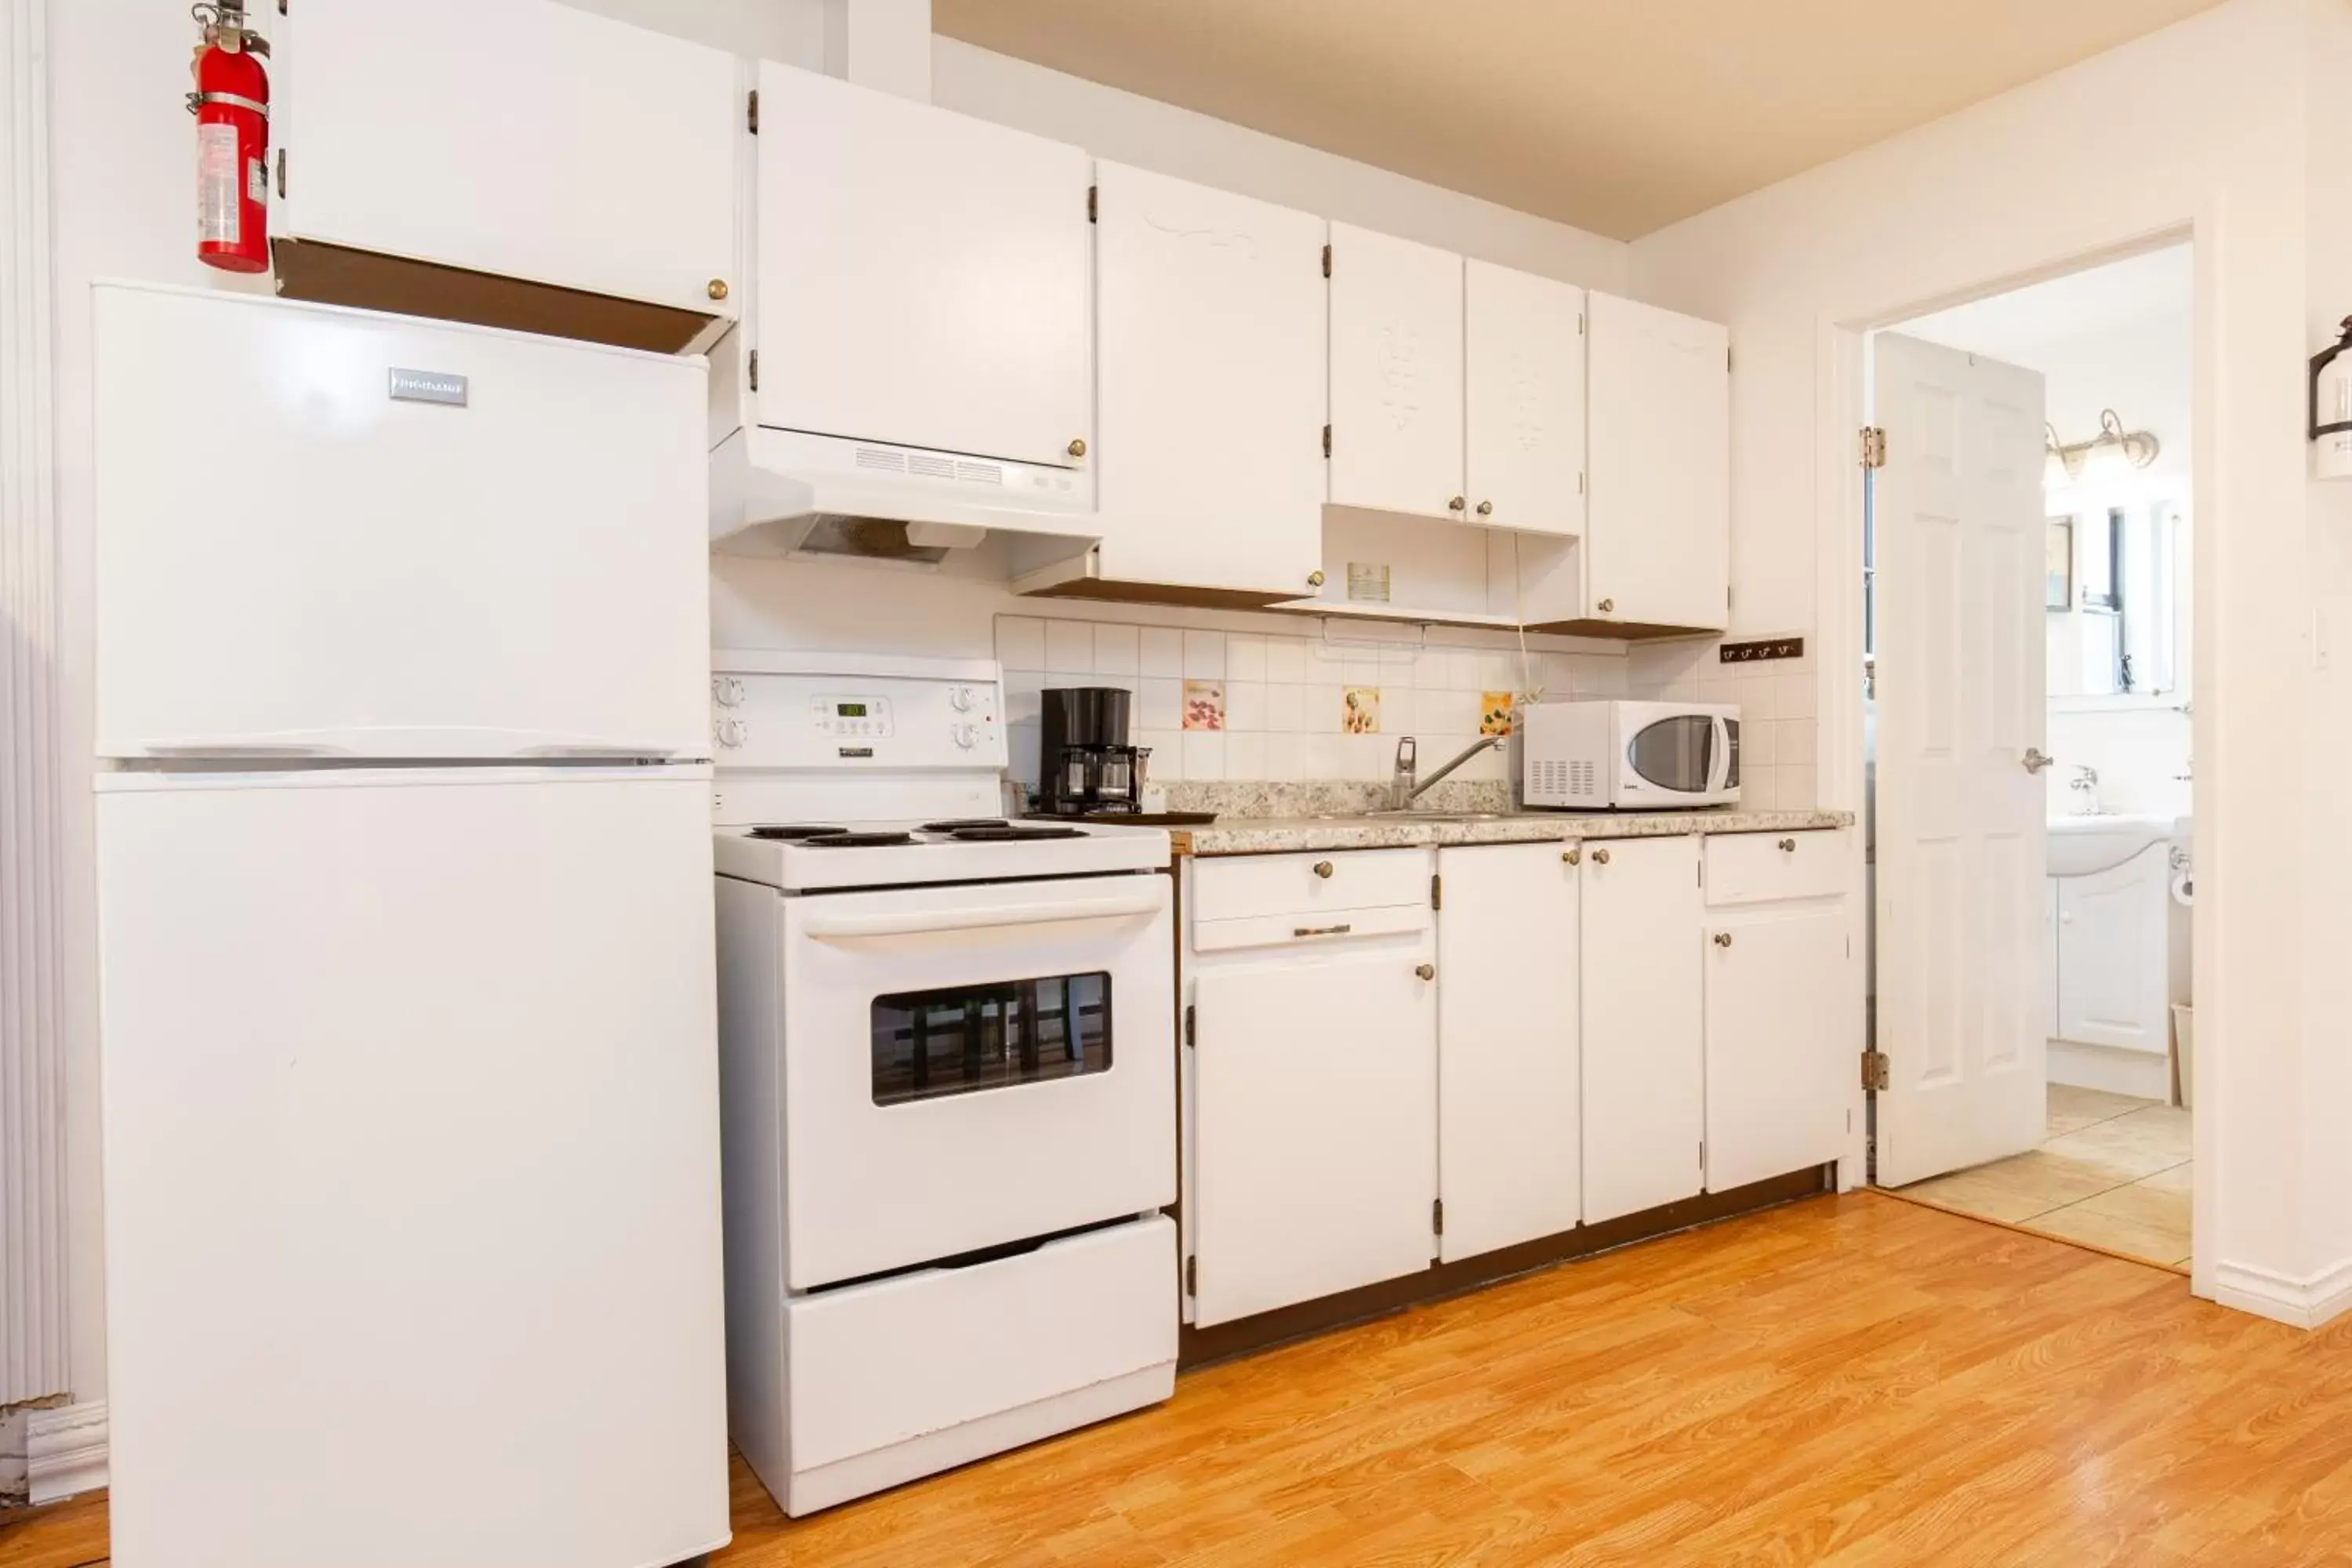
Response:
2045,408,2161,485
2311,317,2352,478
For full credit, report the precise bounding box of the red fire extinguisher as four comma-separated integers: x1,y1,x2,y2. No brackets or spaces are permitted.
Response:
188,2,270,274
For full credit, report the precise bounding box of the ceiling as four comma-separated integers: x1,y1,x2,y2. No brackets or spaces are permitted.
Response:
931,1,2226,240
1896,245,2193,363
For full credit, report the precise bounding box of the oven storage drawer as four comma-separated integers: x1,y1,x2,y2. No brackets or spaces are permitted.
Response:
778,1216,1177,1509
1704,829,1848,907
1190,848,1434,923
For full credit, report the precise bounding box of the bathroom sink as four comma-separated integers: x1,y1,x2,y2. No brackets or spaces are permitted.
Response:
2047,814,2184,877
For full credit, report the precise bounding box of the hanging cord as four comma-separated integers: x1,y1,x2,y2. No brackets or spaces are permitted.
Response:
1510,533,1542,712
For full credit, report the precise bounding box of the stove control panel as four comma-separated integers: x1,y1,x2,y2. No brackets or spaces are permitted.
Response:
708,665,1004,770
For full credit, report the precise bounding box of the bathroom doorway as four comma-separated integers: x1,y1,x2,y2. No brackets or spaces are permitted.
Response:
1864,244,2195,1271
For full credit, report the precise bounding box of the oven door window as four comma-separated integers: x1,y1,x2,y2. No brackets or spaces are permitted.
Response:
1627,715,1717,793
873,974,1112,1106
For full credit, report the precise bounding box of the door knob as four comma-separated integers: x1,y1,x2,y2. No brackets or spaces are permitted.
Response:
1415,963,1436,980
1475,499,1494,517
1447,495,1466,512
1713,931,1733,948
1312,860,1334,878
1563,848,1581,865
1598,597,1616,614
1308,570,1327,588
1592,848,1610,865
2023,748,2056,773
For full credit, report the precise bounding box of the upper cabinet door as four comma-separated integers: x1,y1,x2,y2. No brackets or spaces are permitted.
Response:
1094,163,1327,600
279,0,736,332
1586,293,1730,630
756,64,1092,470
1464,261,1586,536
1327,224,1465,519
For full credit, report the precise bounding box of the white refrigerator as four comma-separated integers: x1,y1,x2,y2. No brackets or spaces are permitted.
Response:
91,283,728,1568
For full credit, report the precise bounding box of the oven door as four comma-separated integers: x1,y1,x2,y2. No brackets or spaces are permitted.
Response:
779,873,1174,1290
1618,708,1724,803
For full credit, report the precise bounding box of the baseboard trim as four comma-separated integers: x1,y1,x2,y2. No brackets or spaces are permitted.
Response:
27,1399,106,1504
2212,1258,2352,1330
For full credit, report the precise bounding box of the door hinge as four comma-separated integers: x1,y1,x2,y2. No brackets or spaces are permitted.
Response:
1322,242,1332,279
1700,1138,1706,1170
1087,184,1098,223
1322,423,1332,459
1727,346,1733,372
275,148,285,200
1183,1004,1195,1047
1432,1198,1444,1236
1430,872,1442,910
747,89,760,134
1860,426,1887,470
747,349,760,392
1577,311,1585,336
278,0,287,14
1861,1049,1890,1091
1185,1254,1196,1296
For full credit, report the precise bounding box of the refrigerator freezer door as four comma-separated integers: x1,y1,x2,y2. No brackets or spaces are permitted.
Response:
93,285,710,760
97,768,727,1568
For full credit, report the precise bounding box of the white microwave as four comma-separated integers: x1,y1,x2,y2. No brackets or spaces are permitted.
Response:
1519,699,1740,809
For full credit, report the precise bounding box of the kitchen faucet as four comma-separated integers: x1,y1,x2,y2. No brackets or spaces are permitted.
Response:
1390,735,1505,811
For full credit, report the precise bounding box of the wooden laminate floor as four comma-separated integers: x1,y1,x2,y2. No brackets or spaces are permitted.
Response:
13,1192,2352,1566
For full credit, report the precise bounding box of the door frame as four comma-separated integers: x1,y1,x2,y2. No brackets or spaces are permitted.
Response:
1813,215,2216,1301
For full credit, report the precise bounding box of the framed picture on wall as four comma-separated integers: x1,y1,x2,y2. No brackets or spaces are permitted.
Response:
2045,517,2074,610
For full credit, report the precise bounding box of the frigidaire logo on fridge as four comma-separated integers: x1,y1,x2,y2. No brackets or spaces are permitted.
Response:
387,367,469,407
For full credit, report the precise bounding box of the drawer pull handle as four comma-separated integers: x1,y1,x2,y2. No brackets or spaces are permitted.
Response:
1592,848,1610,865
1312,860,1334,879
1294,923,1354,939
1777,837,1798,852
1714,931,1733,948
1563,848,1581,865
1415,962,1436,980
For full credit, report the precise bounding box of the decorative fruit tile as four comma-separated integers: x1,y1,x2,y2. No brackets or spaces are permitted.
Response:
1342,687,1381,735
1182,680,1225,732
1479,691,1516,737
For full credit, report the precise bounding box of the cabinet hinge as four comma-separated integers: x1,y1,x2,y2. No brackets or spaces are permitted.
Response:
1578,471,1584,495
1432,1198,1444,1236
747,89,760,135
1183,1004,1195,1047
1087,184,1098,223
1700,1138,1706,1170
1430,872,1442,910
1322,423,1332,459
1860,426,1887,470
275,147,286,200
1185,1254,1197,1296
1322,242,1332,279
1861,1049,1890,1091
747,349,760,392
1577,311,1585,336
1727,347,1733,372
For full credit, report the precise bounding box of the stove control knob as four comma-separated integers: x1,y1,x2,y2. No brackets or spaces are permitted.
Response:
715,717,747,749
949,685,975,713
712,677,746,708
952,724,978,750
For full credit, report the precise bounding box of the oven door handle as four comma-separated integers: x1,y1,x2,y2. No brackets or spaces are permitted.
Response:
800,885,1166,942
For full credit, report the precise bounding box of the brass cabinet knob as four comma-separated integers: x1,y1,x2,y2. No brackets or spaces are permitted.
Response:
1714,931,1733,948
1598,597,1616,614
1312,860,1334,879
1307,569,1327,588
1777,837,1798,851
1475,500,1494,516
1415,962,1436,981
707,278,730,301
1592,848,1610,865
1563,848,1581,865
1447,495,1466,512
1067,437,1087,458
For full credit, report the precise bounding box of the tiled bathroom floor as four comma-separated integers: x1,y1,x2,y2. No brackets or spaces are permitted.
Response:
1892,1084,2191,1270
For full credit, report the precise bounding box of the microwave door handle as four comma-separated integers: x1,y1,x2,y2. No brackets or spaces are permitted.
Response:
800,885,1165,942
1715,715,1732,793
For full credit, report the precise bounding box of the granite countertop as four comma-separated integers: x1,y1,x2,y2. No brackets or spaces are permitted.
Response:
1173,807,1853,857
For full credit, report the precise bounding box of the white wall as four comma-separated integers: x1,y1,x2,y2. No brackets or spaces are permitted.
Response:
1628,0,2327,1315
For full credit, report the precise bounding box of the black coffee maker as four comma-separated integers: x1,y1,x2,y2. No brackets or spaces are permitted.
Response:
1036,687,1149,815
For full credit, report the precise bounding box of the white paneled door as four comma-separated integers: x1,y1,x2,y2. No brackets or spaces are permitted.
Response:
1327,223,1465,520
1872,332,2049,1188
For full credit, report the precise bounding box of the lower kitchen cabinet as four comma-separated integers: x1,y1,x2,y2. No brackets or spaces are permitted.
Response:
1580,836,1704,1224
1435,842,1581,1262
1703,903,1849,1191
1188,931,1437,1327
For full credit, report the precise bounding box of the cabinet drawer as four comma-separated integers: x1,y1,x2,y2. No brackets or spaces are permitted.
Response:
1192,902,1432,955
1191,848,1434,923
1704,829,1848,907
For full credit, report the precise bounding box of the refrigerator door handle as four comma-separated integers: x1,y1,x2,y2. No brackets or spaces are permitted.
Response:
133,728,690,760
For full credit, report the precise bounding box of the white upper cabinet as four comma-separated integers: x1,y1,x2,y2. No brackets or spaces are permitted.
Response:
276,0,737,352
1327,225,1465,521
1584,292,1730,630
1087,163,1328,602
751,63,1092,470
1465,260,1586,536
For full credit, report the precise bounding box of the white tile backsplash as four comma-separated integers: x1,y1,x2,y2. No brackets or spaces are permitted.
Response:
1093,622,1140,676
1139,626,1184,677
1225,633,1267,683
1224,679,1268,732
1181,731,1226,780
1139,677,1183,731
1182,630,1226,679
1263,636,1309,684
996,615,1046,672
1045,619,1094,673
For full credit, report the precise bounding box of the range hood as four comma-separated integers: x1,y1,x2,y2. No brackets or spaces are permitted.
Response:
709,423,1101,560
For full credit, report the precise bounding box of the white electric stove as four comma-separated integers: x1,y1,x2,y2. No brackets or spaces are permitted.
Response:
710,651,1178,1518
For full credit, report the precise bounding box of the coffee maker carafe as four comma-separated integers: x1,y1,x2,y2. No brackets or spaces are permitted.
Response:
1036,686,1149,815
